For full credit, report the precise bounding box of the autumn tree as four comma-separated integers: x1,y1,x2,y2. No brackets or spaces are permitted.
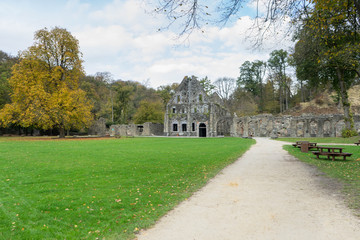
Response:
0,27,92,138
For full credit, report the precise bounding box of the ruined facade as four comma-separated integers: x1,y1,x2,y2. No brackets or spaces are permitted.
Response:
164,76,232,137
231,114,360,138
110,122,163,137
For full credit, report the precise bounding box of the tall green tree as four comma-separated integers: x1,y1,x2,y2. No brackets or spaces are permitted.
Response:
238,60,267,112
238,61,257,94
113,82,134,124
0,51,17,109
268,49,291,113
0,27,92,137
292,0,360,134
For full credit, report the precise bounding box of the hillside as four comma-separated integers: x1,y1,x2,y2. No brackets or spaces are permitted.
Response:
285,85,360,116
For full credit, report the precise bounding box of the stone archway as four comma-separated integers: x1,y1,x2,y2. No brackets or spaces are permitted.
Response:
199,123,207,137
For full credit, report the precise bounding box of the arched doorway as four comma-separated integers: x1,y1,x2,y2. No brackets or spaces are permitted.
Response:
199,123,206,137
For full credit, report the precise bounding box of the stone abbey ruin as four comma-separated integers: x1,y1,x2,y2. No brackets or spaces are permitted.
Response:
109,76,360,138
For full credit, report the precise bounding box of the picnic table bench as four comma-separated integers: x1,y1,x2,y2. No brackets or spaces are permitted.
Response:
292,141,307,147
312,146,352,161
292,141,318,152
354,140,360,146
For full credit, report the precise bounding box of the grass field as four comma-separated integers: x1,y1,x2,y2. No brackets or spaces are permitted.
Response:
284,144,360,216
277,136,360,144
0,137,254,239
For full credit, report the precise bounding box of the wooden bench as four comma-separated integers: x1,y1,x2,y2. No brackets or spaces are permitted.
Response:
312,146,352,161
313,151,352,161
354,141,360,146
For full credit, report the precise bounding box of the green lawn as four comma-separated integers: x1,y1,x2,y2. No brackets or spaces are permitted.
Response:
284,144,360,216
277,136,360,144
0,137,254,239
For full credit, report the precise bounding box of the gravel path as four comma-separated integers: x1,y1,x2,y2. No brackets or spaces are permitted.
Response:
137,138,360,240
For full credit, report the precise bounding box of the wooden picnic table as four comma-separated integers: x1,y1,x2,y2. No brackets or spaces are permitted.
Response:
292,141,317,148
313,146,352,161
292,141,318,152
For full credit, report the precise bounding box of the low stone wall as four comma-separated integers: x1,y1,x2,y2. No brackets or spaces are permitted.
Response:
231,114,360,138
110,122,164,137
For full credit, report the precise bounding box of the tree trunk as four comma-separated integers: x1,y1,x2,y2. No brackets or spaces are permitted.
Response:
279,84,283,113
59,125,65,138
337,68,352,130
300,80,304,102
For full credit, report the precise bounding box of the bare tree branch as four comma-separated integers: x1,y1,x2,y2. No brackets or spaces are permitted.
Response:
151,0,313,45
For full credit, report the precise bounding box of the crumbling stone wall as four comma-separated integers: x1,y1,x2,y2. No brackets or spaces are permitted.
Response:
110,122,164,137
231,114,360,138
88,117,107,136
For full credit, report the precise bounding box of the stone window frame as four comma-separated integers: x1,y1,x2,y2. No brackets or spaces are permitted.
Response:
173,123,178,132
192,122,196,131
182,123,187,132
172,107,176,113
137,126,144,133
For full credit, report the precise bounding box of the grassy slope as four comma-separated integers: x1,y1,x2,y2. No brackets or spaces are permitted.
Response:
284,144,360,216
0,137,254,239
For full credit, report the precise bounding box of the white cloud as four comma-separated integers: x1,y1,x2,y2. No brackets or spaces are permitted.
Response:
0,0,295,89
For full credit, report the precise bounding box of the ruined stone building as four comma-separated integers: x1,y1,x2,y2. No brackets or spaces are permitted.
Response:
99,76,360,138
164,76,232,137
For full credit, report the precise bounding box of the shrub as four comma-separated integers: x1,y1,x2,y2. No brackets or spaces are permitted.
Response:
341,128,358,138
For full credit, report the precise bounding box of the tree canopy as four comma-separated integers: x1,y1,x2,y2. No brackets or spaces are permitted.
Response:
291,0,360,134
0,27,92,137
0,51,17,109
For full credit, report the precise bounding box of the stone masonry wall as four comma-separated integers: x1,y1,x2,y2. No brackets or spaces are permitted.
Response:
231,114,360,138
110,122,164,137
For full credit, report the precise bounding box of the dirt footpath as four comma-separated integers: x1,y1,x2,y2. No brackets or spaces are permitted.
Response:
137,138,360,240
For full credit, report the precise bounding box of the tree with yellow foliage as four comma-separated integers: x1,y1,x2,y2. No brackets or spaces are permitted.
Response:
0,27,93,138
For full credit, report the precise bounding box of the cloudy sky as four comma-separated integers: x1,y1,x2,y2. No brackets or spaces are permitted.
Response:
0,0,294,88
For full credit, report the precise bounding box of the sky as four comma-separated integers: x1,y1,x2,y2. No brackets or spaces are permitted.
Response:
0,0,294,88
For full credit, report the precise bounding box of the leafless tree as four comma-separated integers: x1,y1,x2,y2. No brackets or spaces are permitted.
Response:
151,0,312,44
214,77,236,100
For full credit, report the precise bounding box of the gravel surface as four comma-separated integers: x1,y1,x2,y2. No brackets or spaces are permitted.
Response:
137,138,360,240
